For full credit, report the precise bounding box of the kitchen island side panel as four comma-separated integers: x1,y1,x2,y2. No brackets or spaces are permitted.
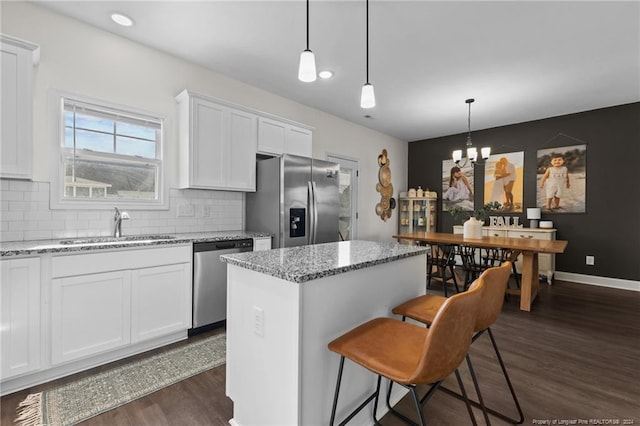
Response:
300,255,426,426
226,254,426,426
225,264,301,426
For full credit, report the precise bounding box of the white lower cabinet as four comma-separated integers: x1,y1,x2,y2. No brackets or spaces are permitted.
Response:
52,271,131,365
0,258,41,380
50,245,191,366
131,264,191,343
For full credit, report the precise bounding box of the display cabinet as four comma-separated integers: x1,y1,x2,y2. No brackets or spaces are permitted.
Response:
398,196,437,238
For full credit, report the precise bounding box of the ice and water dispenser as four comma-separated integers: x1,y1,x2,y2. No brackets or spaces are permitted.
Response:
290,208,306,238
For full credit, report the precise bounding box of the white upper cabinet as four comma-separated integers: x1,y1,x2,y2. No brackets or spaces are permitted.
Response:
176,90,257,191
1,35,39,180
285,125,312,158
257,117,286,156
257,116,313,158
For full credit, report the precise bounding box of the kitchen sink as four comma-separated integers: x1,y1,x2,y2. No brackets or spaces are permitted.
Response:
59,235,176,245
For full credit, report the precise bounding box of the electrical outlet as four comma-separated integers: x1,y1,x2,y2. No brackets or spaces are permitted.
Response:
586,255,595,265
253,306,264,337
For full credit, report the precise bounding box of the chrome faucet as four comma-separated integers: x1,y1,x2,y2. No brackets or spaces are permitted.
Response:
112,207,130,237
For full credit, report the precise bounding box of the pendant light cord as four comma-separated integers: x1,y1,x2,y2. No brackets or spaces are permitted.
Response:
306,0,310,50
365,0,369,84
467,101,471,142
466,98,474,145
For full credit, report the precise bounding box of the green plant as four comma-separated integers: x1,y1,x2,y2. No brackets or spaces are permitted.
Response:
473,201,502,221
446,205,468,223
447,201,502,224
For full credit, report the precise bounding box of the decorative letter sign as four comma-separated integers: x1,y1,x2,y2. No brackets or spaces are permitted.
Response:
489,216,520,227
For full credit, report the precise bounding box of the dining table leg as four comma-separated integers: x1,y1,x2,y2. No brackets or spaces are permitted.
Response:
520,252,539,311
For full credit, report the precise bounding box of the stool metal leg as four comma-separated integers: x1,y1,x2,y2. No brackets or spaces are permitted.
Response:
454,369,479,426
330,356,345,426
465,354,492,425
386,379,439,426
487,327,524,424
439,328,524,424
330,356,384,426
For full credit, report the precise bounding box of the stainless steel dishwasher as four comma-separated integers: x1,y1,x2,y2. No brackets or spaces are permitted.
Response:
191,239,253,334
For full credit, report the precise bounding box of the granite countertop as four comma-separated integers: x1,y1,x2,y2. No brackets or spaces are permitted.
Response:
220,240,427,283
0,231,272,257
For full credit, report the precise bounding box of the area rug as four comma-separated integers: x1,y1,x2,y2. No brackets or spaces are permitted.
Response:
15,333,226,426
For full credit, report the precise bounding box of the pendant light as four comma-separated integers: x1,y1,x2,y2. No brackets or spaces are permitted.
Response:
360,0,375,108
298,0,317,82
452,98,490,166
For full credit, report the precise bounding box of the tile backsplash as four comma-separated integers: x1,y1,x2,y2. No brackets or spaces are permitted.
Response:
0,180,244,242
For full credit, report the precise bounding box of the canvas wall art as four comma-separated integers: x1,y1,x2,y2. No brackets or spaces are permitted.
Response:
483,151,524,212
442,159,474,212
536,144,586,213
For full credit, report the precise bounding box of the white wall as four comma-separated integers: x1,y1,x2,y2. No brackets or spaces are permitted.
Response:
1,2,407,243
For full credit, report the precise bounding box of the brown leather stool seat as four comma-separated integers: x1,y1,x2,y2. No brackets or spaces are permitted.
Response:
327,279,485,426
392,262,524,425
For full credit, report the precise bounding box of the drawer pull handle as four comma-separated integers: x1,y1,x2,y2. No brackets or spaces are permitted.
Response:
493,233,500,237
520,235,533,239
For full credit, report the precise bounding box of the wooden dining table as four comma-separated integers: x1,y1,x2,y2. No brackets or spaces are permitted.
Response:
393,231,569,311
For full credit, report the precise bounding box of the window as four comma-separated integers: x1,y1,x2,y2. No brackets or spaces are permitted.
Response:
52,94,167,209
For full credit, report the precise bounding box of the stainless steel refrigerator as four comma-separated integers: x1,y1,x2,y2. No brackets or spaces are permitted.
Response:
246,154,340,248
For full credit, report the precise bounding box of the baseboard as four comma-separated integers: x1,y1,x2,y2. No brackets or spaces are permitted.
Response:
555,271,640,292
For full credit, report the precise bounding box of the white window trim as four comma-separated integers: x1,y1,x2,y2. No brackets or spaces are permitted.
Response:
49,90,169,210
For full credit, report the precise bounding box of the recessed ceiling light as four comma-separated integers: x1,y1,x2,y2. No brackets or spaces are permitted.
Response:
318,70,333,79
111,12,134,27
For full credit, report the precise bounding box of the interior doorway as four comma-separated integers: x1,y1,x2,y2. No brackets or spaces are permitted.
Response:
327,154,359,241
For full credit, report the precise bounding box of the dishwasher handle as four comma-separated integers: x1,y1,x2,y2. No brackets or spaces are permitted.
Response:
193,239,254,252
215,242,237,250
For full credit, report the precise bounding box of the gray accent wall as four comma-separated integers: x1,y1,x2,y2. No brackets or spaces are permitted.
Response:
408,102,640,281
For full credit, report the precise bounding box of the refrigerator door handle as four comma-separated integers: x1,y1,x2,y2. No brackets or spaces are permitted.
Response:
311,181,319,244
308,181,315,244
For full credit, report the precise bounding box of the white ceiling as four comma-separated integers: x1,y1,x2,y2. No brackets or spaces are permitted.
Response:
32,0,640,141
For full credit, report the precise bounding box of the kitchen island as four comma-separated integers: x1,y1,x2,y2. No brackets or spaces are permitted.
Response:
220,240,427,426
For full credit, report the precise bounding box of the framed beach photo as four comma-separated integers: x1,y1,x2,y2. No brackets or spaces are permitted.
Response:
536,144,586,213
483,152,524,212
442,159,474,212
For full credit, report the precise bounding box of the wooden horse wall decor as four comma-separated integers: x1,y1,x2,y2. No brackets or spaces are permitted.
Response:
375,149,395,221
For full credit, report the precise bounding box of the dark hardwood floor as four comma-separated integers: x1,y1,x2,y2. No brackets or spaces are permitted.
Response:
2,279,639,425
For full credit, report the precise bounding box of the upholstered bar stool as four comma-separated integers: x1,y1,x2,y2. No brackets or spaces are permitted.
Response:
392,262,524,425
327,280,485,426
